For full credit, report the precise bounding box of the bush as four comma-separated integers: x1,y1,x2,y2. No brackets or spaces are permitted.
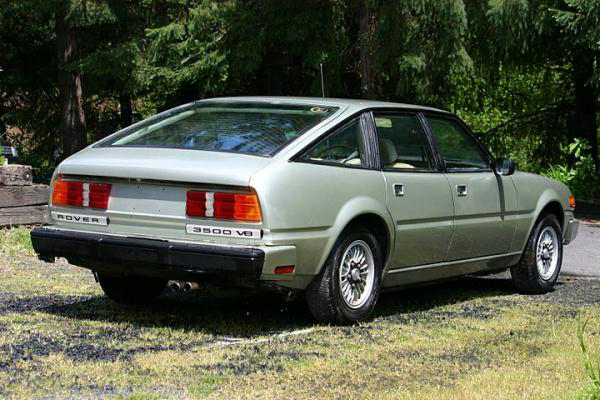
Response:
542,139,600,200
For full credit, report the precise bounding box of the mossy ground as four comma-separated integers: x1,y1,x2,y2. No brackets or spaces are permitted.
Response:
1,227,600,399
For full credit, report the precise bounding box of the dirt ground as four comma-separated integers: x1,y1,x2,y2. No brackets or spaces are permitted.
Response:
1,248,600,399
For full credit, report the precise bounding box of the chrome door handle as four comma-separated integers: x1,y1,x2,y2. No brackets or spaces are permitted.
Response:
457,184,468,196
394,184,404,197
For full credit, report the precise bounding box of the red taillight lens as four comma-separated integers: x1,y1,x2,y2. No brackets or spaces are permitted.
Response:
52,177,83,207
214,192,236,219
186,191,207,217
89,183,112,209
186,190,261,222
274,265,295,275
52,176,111,209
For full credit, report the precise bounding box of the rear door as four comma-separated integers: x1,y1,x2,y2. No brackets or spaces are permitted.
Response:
371,112,454,268
424,115,517,261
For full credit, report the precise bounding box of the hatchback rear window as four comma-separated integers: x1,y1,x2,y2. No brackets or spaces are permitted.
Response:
99,102,338,156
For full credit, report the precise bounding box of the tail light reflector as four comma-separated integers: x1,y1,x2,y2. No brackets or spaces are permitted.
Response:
187,190,261,222
52,176,112,209
274,265,295,275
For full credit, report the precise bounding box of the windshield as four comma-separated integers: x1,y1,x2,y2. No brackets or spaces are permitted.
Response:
99,102,338,156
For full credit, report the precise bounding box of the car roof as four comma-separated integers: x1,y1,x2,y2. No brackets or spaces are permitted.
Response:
196,96,451,114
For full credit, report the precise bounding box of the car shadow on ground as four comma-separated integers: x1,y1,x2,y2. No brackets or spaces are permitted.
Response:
37,273,528,337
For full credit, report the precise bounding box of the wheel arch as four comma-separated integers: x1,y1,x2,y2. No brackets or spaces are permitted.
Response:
314,200,395,276
341,213,391,265
515,195,566,254
538,200,564,229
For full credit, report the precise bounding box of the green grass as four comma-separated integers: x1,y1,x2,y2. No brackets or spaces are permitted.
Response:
578,317,600,399
1,227,600,399
0,226,34,256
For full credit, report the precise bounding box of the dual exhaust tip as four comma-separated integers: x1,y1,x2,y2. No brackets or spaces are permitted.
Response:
168,281,202,293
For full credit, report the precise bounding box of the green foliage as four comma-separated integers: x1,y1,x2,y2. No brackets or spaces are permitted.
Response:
0,0,599,200
543,164,576,184
542,139,600,199
450,65,568,172
578,317,600,400
374,0,473,104
0,143,5,165
551,1,600,52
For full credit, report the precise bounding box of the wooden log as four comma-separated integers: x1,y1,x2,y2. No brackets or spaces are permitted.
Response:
0,165,33,186
0,185,49,208
0,205,48,226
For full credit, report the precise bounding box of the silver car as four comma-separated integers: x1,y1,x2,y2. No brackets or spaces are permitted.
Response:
31,97,579,323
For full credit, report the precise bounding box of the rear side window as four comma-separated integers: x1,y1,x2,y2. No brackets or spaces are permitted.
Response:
427,117,489,170
302,119,366,167
99,102,338,156
373,114,433,170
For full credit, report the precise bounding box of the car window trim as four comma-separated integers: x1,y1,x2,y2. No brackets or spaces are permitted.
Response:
365,110,442,173
292,114,379,170
421,112,494,173
290,106,456,171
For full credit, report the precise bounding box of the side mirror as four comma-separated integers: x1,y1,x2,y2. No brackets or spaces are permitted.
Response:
493,157,515,176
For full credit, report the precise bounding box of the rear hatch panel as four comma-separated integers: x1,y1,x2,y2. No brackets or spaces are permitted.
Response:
49,173,265,246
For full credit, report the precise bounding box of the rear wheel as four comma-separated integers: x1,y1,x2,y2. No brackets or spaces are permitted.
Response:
306,228,382,324
97,273,167,304
510,213,563,294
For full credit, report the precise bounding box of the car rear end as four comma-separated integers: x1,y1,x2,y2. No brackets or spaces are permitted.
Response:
31,99,341,292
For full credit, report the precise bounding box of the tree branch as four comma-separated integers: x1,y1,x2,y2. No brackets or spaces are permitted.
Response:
484,104,567,135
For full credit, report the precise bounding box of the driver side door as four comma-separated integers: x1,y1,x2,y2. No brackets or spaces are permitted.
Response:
425,115,517,261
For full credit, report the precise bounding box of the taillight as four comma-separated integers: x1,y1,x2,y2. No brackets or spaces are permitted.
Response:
52,176,112,209
52,178,83,207
89,183,112,209
186,190,261,222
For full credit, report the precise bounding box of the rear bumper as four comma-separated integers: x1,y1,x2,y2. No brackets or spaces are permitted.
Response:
30,226,265,282
564,218,579,245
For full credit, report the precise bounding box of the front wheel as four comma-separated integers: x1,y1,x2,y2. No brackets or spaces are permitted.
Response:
510,213,563,294
97,273,167,304
306,228,383,324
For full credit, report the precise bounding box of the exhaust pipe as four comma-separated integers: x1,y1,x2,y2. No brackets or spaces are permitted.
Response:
168,281,183,292
183,281,203,292
284,289,297,302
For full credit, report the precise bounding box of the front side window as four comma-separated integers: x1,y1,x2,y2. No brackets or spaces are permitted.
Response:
427,117,489,170
99,102,338,156
374,114,433,170
303,119,366,166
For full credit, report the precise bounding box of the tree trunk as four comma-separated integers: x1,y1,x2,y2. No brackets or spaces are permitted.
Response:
359,0,373,98
56,2,86,158
568,52,598,170
119,94,133,128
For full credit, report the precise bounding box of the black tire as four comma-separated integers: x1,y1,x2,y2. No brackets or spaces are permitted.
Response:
97,273,167,304
510,213,563,294
306,228,383,324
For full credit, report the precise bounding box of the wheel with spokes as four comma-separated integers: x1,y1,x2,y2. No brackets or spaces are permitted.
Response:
510,213,563,294
306,228,382,324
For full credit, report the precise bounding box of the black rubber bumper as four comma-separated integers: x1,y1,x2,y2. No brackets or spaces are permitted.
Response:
30,226,265,280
